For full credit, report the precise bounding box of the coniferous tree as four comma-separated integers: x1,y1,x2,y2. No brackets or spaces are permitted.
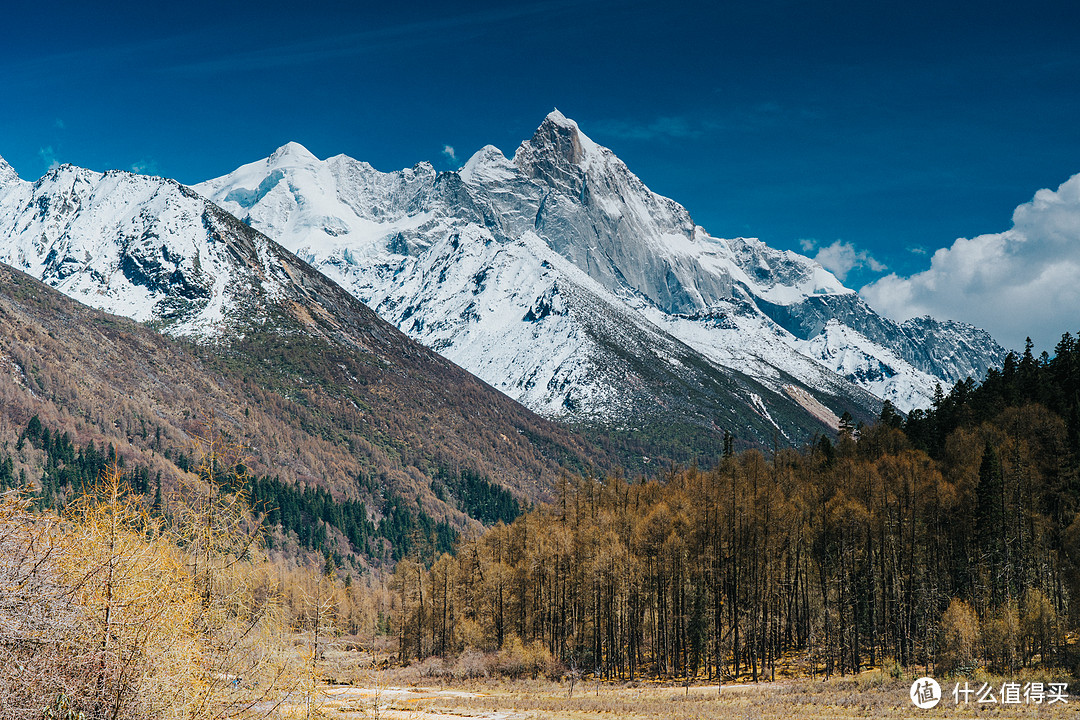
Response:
975,441,1007,607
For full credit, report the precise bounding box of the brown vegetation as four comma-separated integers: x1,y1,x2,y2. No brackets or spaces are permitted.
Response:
308,669,1077,720
0,441,329,719
392,409,1080,682
0,262,606,569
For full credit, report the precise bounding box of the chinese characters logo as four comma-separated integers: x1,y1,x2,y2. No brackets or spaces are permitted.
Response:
910,677,1070,708
910,677,941,709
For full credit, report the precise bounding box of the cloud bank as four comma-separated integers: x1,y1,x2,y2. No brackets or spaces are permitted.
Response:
860,172,1080,353
800,239,885,282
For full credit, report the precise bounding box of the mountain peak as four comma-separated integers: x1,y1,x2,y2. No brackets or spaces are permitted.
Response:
269,141,319,165
460,145,515,184
544,108,573,127
516,111,603,177
188,119,1007,424
0,155,21,187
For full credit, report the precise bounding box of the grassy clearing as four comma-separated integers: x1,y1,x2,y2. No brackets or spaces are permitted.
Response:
284,653,1080,720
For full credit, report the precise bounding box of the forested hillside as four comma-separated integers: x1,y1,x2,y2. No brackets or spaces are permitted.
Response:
0,261,605,568
392,335,1080,680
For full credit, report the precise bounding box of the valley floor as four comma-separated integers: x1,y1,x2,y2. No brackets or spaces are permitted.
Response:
289,667,1079,719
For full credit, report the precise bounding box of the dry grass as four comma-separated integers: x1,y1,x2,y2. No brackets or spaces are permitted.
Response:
288,657,1080,720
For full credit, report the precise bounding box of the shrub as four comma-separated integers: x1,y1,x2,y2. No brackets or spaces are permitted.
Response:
417,656,450,679
982,603,1020,674
453,649,490,679
493,636,562,680
495,636,532,679
0,496,99,718
937,599,980,675
1020,588,1059,666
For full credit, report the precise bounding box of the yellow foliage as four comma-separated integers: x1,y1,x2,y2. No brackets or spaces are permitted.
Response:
1020,588,1060,666
0,450,307,719
57,462,205,719
982,603,1021,675
937,599,979,675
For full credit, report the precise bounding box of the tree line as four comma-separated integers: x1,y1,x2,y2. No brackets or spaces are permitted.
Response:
0,414,509,567
390,335,1080,680
3,415,160,510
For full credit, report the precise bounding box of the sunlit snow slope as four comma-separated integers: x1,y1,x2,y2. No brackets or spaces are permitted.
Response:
0,160,293,338
195,113,1006,424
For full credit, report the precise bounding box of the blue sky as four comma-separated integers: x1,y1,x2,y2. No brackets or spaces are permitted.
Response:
3,0,1080,350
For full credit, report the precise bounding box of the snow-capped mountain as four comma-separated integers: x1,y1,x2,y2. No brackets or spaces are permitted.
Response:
0,112,1006,446
0,155,623,505
0,161,299,338
195,112,1005,420
0,152,831,452
0,149,838,451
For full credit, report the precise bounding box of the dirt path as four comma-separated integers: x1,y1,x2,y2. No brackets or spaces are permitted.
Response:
324,685,521,720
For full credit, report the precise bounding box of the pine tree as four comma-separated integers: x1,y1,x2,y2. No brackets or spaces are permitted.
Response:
975,441,1007,606
878,400,902,429
838,411,855,439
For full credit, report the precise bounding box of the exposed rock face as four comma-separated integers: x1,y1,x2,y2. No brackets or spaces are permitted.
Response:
193,113,1006,427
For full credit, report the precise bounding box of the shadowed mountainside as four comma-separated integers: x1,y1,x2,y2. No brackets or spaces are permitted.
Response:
0,260,607,555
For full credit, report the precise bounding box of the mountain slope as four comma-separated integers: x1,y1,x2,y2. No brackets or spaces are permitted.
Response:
196,113,1005,427
0,154,824,458
0,165,611,535
194,140,878,445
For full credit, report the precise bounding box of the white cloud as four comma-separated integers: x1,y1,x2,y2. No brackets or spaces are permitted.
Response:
802,239,885,282
130,159,158,175
38,146,59,171
860,172,1080,353
442,145,457,164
